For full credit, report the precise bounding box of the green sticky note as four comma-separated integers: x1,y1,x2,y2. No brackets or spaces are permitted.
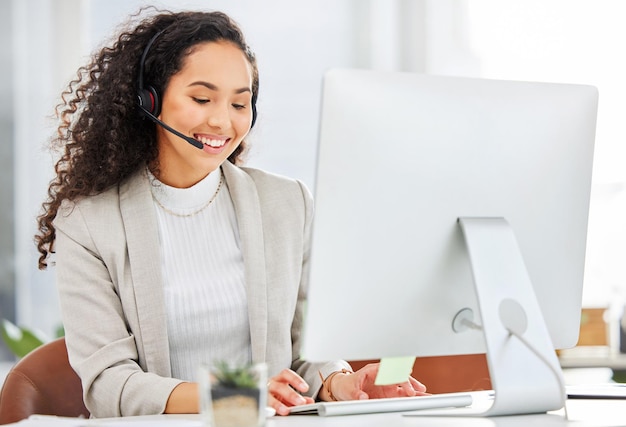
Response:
374,356,416,386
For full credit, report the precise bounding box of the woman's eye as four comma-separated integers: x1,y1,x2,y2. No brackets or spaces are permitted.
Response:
232,103,246,110
193,98,210,104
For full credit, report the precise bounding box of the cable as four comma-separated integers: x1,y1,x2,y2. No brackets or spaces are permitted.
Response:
458,317,568,419
506,328,569,420
460,317,483,331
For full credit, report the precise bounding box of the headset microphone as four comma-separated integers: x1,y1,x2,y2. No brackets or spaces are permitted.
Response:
138,103,204,149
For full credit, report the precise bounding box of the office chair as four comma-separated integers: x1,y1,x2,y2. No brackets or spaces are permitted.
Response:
0,337,89,424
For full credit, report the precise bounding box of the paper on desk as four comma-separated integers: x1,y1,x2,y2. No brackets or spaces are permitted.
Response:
94,421,201,427
26,415,202,427
26,415,89,426
91,415,202,427
374,356,416,385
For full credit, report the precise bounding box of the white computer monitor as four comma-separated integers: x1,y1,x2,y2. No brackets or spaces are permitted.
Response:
302,69,598,416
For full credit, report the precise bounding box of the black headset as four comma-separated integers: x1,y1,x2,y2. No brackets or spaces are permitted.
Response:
137,29,165,117
136,29,257,130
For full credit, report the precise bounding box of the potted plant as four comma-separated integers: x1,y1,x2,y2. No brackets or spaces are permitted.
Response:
0,319,47,358
201,361,267,427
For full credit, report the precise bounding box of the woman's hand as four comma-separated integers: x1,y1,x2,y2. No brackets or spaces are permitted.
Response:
267,368,315,416
327,363,428,401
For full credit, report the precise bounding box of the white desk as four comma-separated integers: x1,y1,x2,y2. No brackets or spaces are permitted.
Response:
560,347,626,371
5,399,626,427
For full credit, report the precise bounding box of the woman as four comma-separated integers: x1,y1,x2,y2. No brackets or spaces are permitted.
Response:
34,8,427,418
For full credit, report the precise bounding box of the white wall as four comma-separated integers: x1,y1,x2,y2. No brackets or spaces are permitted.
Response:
438,0,626,317
13,0,67,341
11,0,428,340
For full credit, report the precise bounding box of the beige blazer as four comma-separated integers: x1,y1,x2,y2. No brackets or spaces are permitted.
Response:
54,161,349,417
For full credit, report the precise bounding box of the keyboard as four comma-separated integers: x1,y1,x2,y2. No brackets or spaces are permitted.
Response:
566,383,626,399
288,392,474,416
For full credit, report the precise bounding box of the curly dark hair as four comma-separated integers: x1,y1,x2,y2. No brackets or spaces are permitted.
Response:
35,8,259,269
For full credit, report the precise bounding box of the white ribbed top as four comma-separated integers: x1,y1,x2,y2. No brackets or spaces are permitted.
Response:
148,168,252,382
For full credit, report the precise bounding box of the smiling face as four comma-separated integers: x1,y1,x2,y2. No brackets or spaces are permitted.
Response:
155,40,254,188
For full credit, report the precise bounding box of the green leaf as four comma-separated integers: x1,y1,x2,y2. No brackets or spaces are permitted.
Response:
55,324,65,338
0,319,46,358
213,361,258,389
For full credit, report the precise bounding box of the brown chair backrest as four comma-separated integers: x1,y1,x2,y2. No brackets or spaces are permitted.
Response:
0,337,89,425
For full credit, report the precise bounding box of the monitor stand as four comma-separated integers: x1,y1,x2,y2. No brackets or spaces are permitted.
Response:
456,217,566,416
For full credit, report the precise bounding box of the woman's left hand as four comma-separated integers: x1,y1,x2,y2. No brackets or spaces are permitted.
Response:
326,363,429,401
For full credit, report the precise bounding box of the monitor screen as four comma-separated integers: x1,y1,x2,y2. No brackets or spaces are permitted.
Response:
302,69,598,364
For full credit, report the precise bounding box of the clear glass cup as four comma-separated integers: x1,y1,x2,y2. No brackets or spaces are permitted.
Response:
199,361,268,427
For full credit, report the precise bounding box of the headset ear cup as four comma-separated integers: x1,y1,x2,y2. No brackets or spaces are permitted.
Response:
137,89,152,114
250,92,258,128
251,103,257,128
147,86,161,117
137,86,161,117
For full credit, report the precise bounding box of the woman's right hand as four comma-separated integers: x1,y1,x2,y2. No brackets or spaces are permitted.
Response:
327,363,428,401
267,368,315,416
